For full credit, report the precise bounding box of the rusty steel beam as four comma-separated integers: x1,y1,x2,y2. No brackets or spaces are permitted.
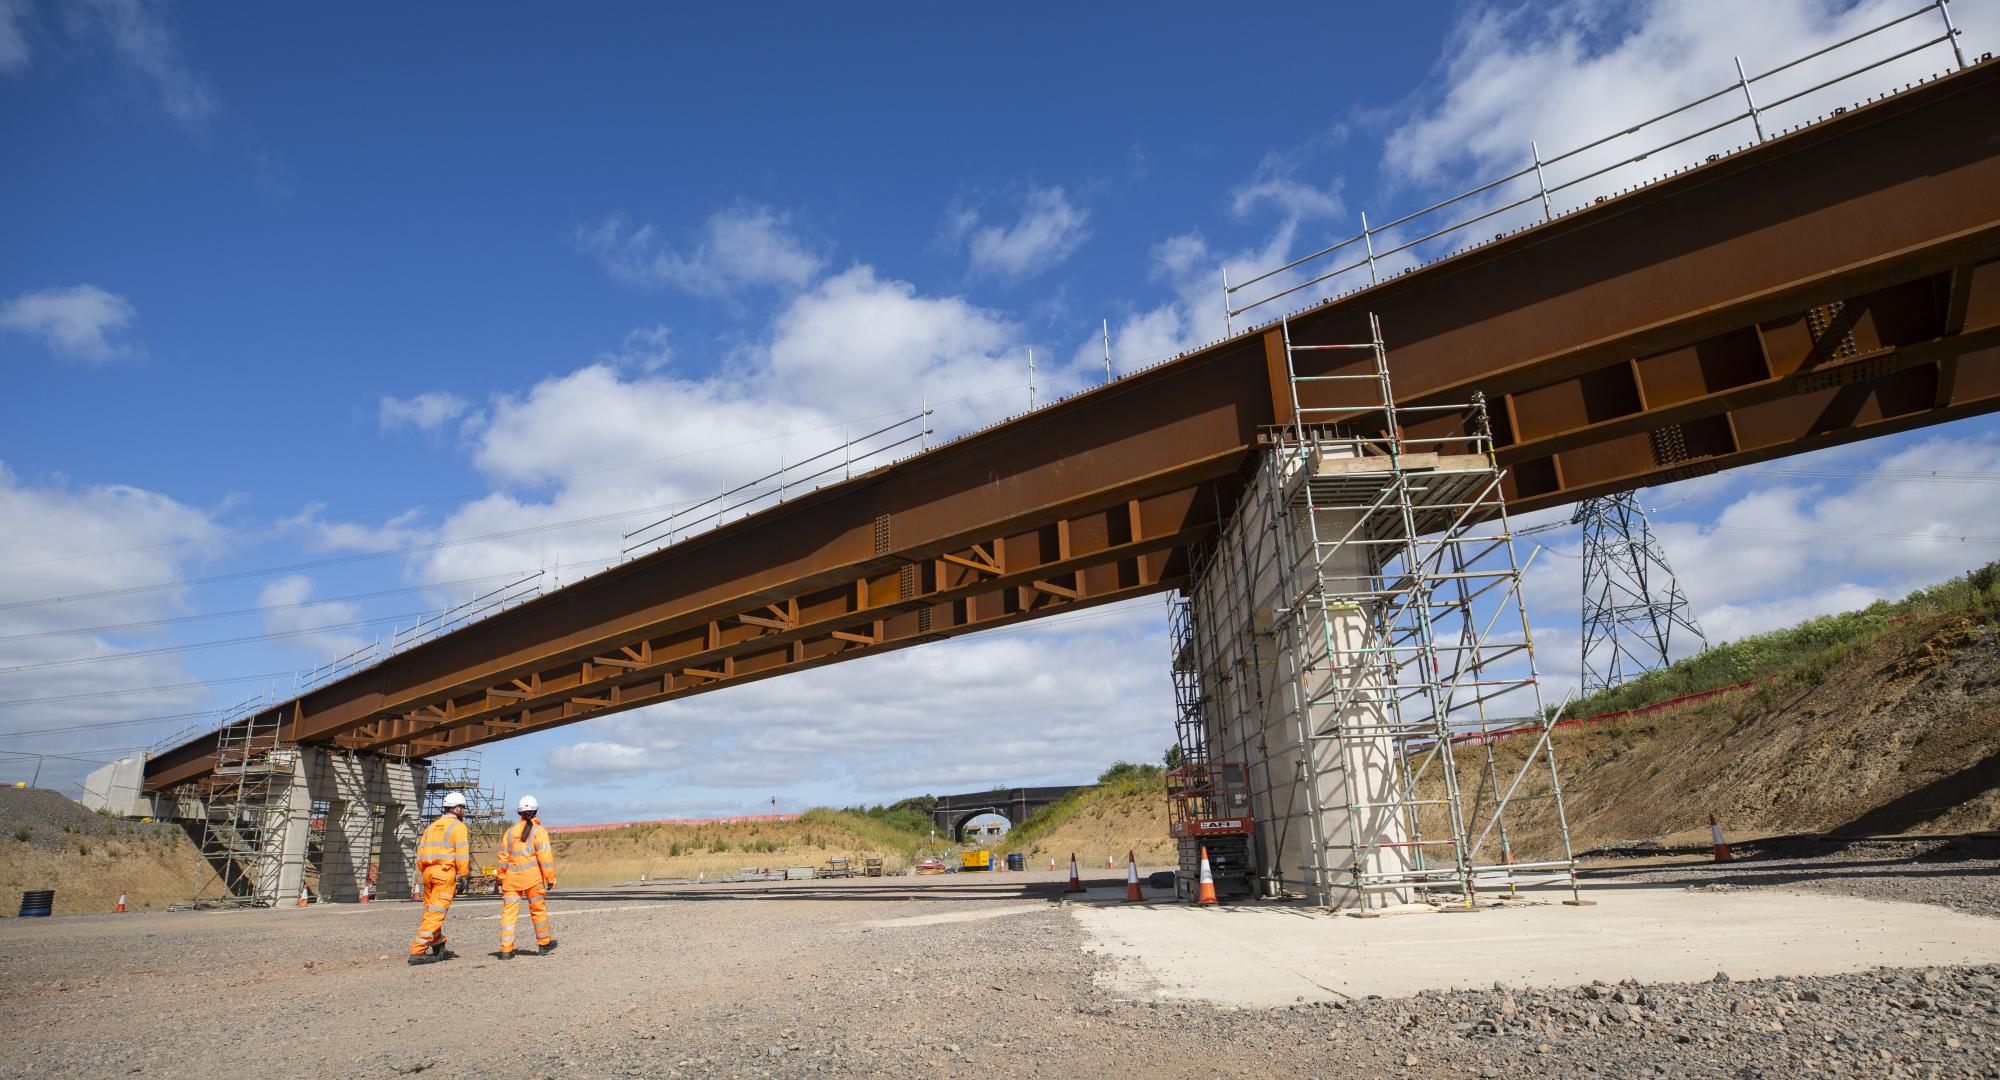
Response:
144,59,2000,791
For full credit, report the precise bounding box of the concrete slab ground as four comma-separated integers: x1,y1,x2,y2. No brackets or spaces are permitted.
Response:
1071,882,2000,1007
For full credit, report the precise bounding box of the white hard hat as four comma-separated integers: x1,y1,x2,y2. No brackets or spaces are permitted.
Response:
441,792,466,809
518,795,539,813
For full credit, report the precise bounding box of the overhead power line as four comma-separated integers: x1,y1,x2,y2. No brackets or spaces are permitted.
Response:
0,384,1030,573
0,671,297,710
0,608,436,676
0,566,556,644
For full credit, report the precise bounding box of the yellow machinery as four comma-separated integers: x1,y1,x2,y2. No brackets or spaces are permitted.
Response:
960,849,993,872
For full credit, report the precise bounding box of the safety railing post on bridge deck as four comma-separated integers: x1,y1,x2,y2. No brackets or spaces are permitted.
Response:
1220,0,1974,333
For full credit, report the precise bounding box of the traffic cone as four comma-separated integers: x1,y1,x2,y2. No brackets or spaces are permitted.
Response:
1106,855,1115,869
115,892,127,913
360,883,371,904
297,885,310,908
1065,853,1084,894
1048,857,1056,872
1196,846,1218,906
1710,814,1733,863
1124,850,1143,902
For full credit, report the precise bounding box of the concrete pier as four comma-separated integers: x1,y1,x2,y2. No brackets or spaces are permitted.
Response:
85,748,424,905
1185,445,1413,908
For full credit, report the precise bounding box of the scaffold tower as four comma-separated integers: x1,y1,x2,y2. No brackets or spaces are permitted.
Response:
187,711,296,907
1180,313,1581,909
1575,492,1705,695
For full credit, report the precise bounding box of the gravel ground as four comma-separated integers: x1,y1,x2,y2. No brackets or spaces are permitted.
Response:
1585,836,2000,919
0,864,1994,1079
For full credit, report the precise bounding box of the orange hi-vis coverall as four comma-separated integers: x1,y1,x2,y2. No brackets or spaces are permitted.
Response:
497,817,556,955
408,813,470,957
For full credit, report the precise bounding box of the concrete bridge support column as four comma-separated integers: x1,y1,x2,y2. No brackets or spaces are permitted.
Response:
1186,445,1413,910
302,750,424,903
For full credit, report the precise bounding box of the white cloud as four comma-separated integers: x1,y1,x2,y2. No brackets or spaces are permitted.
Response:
0,285,140,363
378,391,469,433
0,464,226,788
951,186,1091,281
1229,153,1344,222
541,604,1173,797
576,203,825,297
1384,0,1970,219
764,265,1032,418
0,0,30,75
281,502,430,554
256,575,365,662
1516,433,2000,701
68,0,217,134
598,324,673,372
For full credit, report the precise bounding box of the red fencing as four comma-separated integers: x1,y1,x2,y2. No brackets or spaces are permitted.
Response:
546,812,802,835
1440,678,1765,748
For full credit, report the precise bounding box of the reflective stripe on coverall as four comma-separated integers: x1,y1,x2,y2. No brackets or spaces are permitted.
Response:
408,814,470,957
497,818,556,954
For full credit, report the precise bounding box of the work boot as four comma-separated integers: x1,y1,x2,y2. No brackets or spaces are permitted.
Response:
498,950,514,961
429,940,449,956
538,939,557,954
431,947,458,961
407,953,439,966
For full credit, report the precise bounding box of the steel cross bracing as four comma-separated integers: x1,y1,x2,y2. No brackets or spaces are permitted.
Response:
1576,493,1707,695
143,59,2000,792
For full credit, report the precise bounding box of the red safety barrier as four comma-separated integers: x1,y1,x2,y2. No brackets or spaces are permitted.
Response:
1418,678,1771,751
546,812,803,835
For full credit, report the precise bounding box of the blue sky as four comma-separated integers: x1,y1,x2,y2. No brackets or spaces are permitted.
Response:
3,0,1996,822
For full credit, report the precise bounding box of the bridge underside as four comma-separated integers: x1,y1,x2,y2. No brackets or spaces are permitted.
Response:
146,60,2000,793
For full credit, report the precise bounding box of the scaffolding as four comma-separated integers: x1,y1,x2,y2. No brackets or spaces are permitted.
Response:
420,751,506,892
1167,596,1210,767
1183,313,1581,909
185,711,297,908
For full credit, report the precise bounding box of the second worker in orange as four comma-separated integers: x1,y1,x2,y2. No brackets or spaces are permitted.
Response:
496,794,558,959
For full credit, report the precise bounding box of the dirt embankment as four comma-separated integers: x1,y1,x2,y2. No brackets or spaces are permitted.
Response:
554,810,932,886
1463,612,2000,856
1000,780,1176,867
0,788,208,915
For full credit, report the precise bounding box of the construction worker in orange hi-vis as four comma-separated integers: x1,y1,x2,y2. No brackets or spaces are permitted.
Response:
408,791,470,965
496,794,558,960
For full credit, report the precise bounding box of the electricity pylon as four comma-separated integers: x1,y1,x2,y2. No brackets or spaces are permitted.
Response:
1575,491,1705,695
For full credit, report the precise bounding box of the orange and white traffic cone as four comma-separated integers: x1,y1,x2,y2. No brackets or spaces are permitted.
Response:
1065,853,1084,894
360,883,371,904
1196,846,1219,906
115,892,127,913
1709,814,1733,863
1049,857,1057,872
297,885,310,908
1106,855,1115,869
1124,850,1143,902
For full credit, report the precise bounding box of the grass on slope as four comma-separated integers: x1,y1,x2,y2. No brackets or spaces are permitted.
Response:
0,788,211,915
1001,765,1175,865
555,808,934,887
1451,594,2000,856
1565,560,2000,719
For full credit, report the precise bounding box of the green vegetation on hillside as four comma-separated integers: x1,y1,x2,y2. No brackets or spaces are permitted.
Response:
796,807,933,851
1002,768,1158,855
1565,560,2000,719
830,795,936,839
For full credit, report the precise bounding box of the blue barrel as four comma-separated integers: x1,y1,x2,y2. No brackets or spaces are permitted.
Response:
1005,853,1025,872
18,889,53,917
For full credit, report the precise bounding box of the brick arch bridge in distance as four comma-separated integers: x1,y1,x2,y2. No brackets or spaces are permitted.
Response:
927,787,1088,842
